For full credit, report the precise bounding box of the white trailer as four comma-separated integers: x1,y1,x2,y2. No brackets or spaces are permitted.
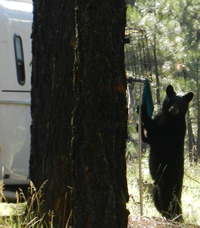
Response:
0,0,32,197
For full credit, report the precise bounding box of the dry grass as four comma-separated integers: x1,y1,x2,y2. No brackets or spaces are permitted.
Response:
128,215,200,228
0,181,53,228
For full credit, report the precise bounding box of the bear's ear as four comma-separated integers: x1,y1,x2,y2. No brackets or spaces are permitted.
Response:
183,92,194,103
166,85,176,97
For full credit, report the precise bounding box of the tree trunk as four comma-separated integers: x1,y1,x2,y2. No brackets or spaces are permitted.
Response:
72,0,129,227
196,58,200,162
126,0,135,6
30,0,75,226
187,111,196,163
153,34,160,105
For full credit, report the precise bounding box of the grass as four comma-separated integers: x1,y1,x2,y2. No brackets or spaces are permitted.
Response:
183,162,200,224
0,154,199,227
0,181,53,228
126,155,200,226
0,202,26,217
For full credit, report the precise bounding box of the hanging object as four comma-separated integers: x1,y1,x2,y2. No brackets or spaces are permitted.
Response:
142,79,154,118
125,26,154,217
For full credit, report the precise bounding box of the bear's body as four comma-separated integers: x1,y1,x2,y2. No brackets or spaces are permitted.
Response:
141,85,194,221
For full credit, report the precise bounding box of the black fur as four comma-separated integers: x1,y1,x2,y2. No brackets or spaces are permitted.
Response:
141,85,194,221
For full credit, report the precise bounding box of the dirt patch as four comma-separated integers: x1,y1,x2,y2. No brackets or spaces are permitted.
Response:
128,215,200,228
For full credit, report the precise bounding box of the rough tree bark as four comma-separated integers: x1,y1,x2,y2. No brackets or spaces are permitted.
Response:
72,0,129,227
126,0,135,6
30,0,75,226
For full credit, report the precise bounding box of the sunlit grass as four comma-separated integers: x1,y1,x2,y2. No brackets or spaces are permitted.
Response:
182,162,200,225
0,202,26,216
127,158,161,219
127,155,200,226
0,181,53,228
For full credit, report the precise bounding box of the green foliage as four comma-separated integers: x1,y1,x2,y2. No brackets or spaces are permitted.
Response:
126,0,200,80
0,181,55,228
126,5,141,24
126,0,199,153
127,123,139,160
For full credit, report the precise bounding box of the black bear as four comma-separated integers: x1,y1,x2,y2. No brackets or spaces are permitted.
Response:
141,85,194,221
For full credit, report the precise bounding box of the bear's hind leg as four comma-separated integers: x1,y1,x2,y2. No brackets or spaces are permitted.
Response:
152,184,162,212
159,183,183,222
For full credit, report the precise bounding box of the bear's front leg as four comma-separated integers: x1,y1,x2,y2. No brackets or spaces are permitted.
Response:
141,104,158,144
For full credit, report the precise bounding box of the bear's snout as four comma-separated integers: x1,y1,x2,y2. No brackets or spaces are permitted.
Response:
169,104,179,115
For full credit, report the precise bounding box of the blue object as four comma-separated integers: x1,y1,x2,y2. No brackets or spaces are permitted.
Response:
142,79,154,117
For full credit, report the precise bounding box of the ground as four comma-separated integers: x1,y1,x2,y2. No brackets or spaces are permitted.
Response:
128,215,200,228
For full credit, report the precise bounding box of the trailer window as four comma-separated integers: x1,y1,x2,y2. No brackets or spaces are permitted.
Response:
14,34,25,85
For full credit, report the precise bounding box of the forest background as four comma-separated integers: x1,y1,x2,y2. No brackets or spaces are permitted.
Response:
126,0,200,225
126,0,199,161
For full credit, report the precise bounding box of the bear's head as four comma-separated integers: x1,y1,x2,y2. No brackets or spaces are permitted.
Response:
162,85,194,118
